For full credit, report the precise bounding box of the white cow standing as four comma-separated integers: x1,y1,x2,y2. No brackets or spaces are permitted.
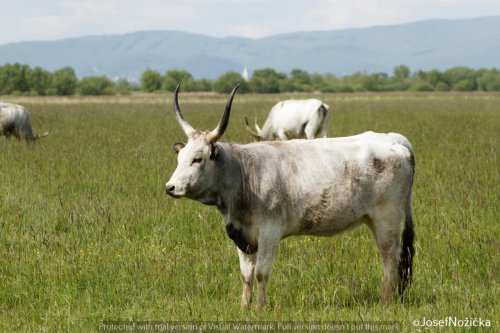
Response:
165,85,415,308
246,99,329,141
0,102,50,143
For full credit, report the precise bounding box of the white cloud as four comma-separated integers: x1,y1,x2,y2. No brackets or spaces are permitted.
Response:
1,0,500,44
1,0,203,43
305,0,500,30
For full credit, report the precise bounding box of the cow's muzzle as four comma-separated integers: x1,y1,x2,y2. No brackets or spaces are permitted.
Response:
165,184,180,198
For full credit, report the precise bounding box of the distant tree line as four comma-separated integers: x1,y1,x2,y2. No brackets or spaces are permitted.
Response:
1,63,500,96
0,64,136,96
142,66,500,94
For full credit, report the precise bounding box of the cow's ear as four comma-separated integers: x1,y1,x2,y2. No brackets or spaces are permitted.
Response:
209,142,219,160
173,142,185,154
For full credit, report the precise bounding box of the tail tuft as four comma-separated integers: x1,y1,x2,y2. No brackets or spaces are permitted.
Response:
398,214,415,297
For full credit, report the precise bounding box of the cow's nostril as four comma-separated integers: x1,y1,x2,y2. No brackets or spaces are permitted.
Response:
167,185,175,193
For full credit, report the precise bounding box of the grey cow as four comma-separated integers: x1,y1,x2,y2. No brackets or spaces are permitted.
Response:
245,98,329,141
165,85,415,308
0,102,50,143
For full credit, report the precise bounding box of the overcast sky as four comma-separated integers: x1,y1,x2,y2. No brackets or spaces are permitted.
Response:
2,0,500,45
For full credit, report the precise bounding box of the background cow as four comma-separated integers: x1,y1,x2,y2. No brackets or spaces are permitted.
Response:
0,102,50,143
245,98,329,141
166,85,415,308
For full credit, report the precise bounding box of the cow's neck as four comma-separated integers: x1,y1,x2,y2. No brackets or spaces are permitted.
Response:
214,143,259,254
213,143,244,216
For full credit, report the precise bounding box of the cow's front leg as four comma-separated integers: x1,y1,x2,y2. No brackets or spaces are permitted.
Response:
254,227,281,308
237,248,256,308
276,128,288,141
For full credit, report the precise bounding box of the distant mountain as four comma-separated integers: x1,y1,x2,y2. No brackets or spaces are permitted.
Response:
1,16,499,81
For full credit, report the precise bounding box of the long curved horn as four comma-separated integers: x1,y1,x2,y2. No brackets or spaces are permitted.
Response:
254,118,262,134
35,128,52,140
207,84,240,142
173,84,196,138
244,117,260,139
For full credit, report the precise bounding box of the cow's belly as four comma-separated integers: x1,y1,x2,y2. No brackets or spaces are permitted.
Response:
296,212,370,236
291,179,373,237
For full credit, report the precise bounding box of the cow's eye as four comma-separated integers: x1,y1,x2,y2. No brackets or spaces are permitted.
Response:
191,157,203,165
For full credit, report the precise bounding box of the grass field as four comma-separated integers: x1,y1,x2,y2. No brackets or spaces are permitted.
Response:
0,92,498,331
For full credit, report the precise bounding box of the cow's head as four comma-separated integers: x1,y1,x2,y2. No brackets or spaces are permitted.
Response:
244,117,263,141
165,84,239,204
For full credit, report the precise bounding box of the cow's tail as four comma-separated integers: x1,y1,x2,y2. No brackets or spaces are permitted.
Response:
319,103,329,137
398,149,415,298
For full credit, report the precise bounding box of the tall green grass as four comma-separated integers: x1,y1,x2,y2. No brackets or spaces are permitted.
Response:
0,93,498,331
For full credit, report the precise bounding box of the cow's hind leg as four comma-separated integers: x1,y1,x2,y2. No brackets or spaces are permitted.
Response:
237,249,256,308
2,134,13,148
305,106,328,139
368,206,403,303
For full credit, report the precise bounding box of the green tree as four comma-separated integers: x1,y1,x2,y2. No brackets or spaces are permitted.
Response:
114,78,132,95
49,67,77,95
393,65,410,80
213,71,248,94
162,70,195,91
290,69,311,85
443,67,477,90
434,82,450,92
26,66,51,95
426,69,445,87
140,69,162,92
310,73,326,92
279,78,294,92
340,72,366,92
193,79,213,92
361,73,388,91
453,79,475,92
477,68,500,91
77,76,115,95
249,68,285,93
318,73,340,93
280,69,314,92
409,82,434,92
0,63,30,94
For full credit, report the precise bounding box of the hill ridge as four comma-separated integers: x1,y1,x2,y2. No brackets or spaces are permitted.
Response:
1,16,499,80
